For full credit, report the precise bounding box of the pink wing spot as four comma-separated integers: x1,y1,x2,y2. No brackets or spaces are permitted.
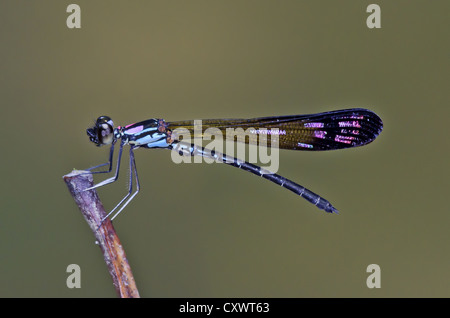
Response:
314,131,327,139
297,142,313,149
125,125,144,134
340,129,360,135
338,121,361,128
304,122,324,128
335,135,356,144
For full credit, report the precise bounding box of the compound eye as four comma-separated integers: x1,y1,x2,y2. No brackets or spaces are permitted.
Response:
96,116,113,126
98,122,114,145
87,116,115,146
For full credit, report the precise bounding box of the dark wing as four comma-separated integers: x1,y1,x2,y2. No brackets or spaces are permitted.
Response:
167,108,383,151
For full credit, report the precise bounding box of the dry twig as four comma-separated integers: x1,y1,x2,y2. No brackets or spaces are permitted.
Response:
63,170,140,298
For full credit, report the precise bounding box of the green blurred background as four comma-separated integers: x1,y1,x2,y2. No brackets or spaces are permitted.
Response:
0,1,448,297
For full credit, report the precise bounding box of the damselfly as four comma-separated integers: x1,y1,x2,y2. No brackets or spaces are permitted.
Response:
85,108,383,222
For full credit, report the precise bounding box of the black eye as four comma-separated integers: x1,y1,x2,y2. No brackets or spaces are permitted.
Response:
97,116,112,126
87,116,115,146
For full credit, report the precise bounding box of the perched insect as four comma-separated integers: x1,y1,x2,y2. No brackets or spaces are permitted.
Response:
85,108,383,222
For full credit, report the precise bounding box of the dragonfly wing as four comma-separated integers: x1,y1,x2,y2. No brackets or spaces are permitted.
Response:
167,108,383,151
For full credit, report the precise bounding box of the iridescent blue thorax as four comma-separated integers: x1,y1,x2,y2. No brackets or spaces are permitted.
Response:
117,118,171,149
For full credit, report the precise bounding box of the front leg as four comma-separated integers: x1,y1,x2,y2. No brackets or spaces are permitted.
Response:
86,143,115,174
85,142,124,191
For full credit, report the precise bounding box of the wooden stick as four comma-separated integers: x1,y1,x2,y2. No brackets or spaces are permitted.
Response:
63,170,140,298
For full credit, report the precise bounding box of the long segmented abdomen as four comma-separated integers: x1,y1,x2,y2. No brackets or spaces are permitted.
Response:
170,142,338,214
